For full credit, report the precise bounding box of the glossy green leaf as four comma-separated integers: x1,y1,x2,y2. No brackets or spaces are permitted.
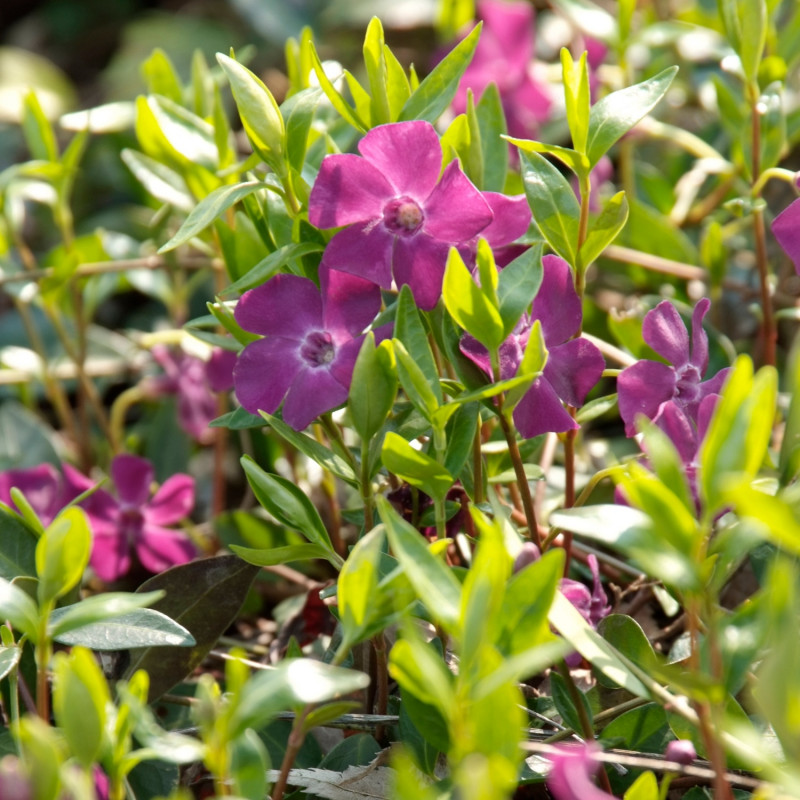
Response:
159,180,267,253
561,48,590,155
144,94,219,170
217,52,286,171
337,526,384,648
52,647,108,766
443,401,479,479
399,23,482,123
36,507,91,607
309,45,368,132
442,247,504,350
141,48,183,103
384,44,412,119
635,418,694,515
602,703,671,754
520,151,581,264
121,148,194,212
381,432,454,504
720,0,766,82
283,87,323,172
475,82,508,192
598,614,659,676
623,771,659,800
586,66,679,167
780,341,800,484
0,507,38,581
0,577,39,641
377,496,461,634
22,91,58,162
395,285,441,401
242,455,339,560
221,241,324,296
231,542,336,566
363,17,391,125
124,555,260,700
496,244,543,338
0,642,20,683
389,634,455,721
48,590,165,637
579,190,628,267
231,729,270,800
508,137,590,176
758,81,786,173
349,334,397,442
393,339,440,422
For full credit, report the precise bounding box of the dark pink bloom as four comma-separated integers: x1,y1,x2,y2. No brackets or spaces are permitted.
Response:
460,255,604,438
233,266,381,430
145,345,236,444
547,743,615,800
451,0,552,139
665,739,697,765
308,120,493,310
459,192,532,268
617,299,729,438
773,196,800,273
0,463,91,527
81,455,195,582
560,554,610,630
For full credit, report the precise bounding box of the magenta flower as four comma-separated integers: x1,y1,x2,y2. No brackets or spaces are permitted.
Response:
308,120,493,310
233,266,381,430
773,197,800,273
145,345,236,444
665,739,697,766
460,255,604,438
81,455,195,582
451,0,552,139
458,192,532,268
617,299,729,438
0,463,91,527
560,554,611,630
547,744,615,800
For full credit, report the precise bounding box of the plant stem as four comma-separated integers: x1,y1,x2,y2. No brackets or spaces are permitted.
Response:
271,705,312,800
497,409,539,547
360,439,374,535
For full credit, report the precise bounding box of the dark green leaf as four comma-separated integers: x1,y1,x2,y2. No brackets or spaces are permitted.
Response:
48,590,165,637
0,508,38,582
231,542,335,566
475,82,508,192
381,433,454,504
496,244,544,338
579,190,629,267
349,334,398,443
282,87,322,172
221,241,324,297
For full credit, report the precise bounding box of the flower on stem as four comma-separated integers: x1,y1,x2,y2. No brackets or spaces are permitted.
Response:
616,298,729,438
460,255,604,438
0,463,91,526
144,345,236,444
450,0,552,140
233,266,381,430
81,455,195,582
308,120,493,310
772,196,800,273
546,743,616,800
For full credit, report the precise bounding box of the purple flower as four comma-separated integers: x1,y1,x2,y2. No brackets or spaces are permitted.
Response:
617,299,729,438
773,197,800,273
0,463,92,527
145,345,236,444
81,455,195,582
233,266,381,430
546,743,615,800
560,554,611,630
451,0,552,140
308,120,493,310
460,254,604,438
665,739,697,766
459,192,532,268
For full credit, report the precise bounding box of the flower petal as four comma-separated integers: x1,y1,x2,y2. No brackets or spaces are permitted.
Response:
111,455,153,507
392,234,452,310
460,333,492,376
423,161,493,242
0,464,62,524
206,348,237,392
281,365,350,430
654,400,698,465
531,255,581,345
308,153,392,228
545,338,605,408
513,376,578,438
617,360,676,437
137,525,196,574
480,192,532,248
320,265,382,340
772,197,800,273
145,474,195,526
643,301,690,367
479,0,534,71
233,336,303,416
321,220,395,288
90,531,131,583
547,744,615,800
689,298,711,373
357,120,442,200
235,274,322,338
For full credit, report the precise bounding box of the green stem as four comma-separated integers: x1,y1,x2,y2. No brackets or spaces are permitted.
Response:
360,438,374,535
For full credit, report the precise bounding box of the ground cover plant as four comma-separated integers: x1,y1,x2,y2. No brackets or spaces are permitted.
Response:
2,0,800,797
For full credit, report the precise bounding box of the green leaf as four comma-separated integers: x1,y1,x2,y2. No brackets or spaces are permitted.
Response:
602,703,671,754
381,433,453,504
780,340,800,484
337,526,384,648
504,319,548,411
0,401,60,473
551,669,592,733
283,87,323,172
220,241,325,296
0,643,20,683
141,48,183,103
261,413,358,488
389,633,455,722
36,507,91,608
363,17,391,125
0,507,38,581
377,496,461,634
14,717,63,800
395,285,441,402
598,614,659,676
496,244,544,338
217,52,286,171
586,66,679,166
443,402,479,479
475,82,508,192
158,180,268,253
758,81,786,173
721,0,766,82
48,590,165,637
636,418,694,515
561,48,590,155
349,334,398,443
308,45,368,132
231,542,336,566
442,247,504,350
124,555,260,700
393,340,440,422
22,91,58,162
121,148,194,212
623,771,659,800
399,23,482,123
384,44,412,120
579,190,629,267
52,647,109,767
520,151,581,264
241,456,339,560
0,577,40,641
507,137,590,175
231,728,270,800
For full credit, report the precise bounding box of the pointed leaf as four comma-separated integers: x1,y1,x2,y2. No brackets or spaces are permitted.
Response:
394,285,441,401
0,577,40,641
48,590,165,637
496,244,544,338
349,334,397,443
579,190,628,267
561,48,590,155
381,433,453,505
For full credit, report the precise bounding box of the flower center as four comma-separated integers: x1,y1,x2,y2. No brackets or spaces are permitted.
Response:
383,196,424,235
675,363,702,404
119,506,144,542
300,331,336,367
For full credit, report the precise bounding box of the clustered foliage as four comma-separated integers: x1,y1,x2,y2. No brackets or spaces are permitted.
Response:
2,0,800,798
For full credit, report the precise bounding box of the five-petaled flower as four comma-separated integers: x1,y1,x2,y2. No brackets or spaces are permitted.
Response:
460,254,605,438
308,120,493,310
233,265,381,430
81,455,195,583
616,299,729,438
546,743,615,800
